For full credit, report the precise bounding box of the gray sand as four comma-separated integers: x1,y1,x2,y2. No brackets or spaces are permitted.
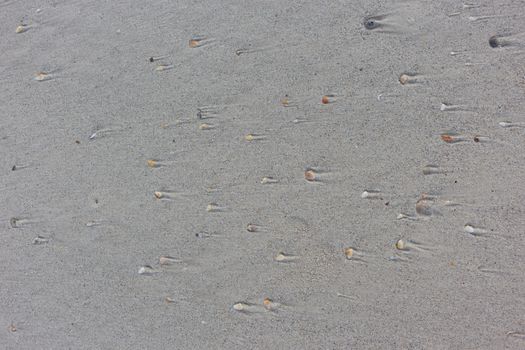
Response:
1,0,525,348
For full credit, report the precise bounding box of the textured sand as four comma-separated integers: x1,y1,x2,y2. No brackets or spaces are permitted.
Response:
1,0,525,349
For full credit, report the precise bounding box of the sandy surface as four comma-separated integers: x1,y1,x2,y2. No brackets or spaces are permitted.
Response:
1,0,525,348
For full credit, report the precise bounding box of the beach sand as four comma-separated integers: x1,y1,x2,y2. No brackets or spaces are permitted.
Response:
1,0,524,348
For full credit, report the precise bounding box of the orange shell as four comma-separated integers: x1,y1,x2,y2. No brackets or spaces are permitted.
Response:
441,135,454,143
304,170,316,181
399,74,410,85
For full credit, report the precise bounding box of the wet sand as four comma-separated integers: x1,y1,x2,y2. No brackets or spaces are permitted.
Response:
1,0,524,348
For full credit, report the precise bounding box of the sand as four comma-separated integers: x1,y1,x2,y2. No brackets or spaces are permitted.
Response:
1,0,524,348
